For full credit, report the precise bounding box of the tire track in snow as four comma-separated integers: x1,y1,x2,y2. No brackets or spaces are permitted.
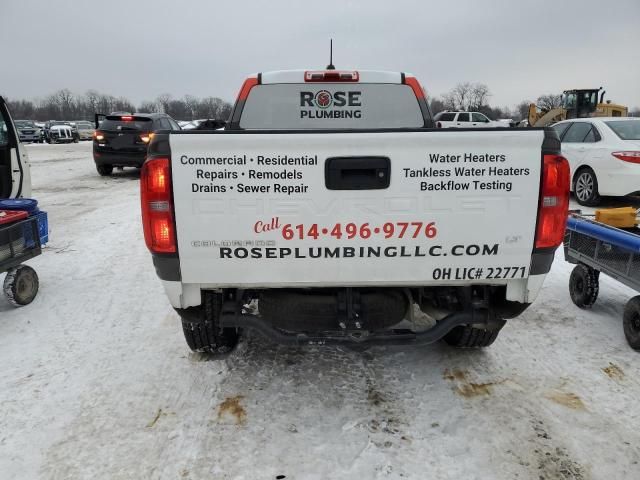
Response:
159,333,416,479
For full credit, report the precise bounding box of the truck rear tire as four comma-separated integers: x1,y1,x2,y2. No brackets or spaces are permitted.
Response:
443,322,505,348
569,264,599,308
623,296,640,350
179,291,239,354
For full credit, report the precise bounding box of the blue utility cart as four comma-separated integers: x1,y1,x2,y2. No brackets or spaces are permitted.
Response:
0,199,47,307
564,213,640,350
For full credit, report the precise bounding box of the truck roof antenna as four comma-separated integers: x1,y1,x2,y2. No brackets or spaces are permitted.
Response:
326,39,335,70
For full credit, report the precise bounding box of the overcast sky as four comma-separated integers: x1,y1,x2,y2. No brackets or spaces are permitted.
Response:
2,0,639,109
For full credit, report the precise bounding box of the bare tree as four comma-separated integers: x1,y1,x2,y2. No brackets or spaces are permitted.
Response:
440,82,491,111
451,82,473,110
138,100,158,113
441,92,457,110
156,94,172,114
5,99,35,119
429,97,446,115
469,84,491,110
515,101,532,121
113,97,135,113
5,90,232,121
196,96,231,119
183,95,198,119
55,89,75,119
85,90,100,114
536,94,563,111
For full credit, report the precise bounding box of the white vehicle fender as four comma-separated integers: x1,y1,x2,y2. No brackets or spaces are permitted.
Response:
161,280,201,309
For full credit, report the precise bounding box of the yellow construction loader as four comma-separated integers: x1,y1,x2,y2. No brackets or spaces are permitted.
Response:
528,88,628,127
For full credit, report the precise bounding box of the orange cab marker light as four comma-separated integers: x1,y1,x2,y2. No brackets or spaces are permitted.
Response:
237,77,259,101
404,76,426,100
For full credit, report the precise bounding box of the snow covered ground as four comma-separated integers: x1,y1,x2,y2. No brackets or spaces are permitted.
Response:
1,142,639,480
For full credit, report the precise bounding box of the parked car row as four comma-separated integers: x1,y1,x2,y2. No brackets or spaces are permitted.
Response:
12,120,97,144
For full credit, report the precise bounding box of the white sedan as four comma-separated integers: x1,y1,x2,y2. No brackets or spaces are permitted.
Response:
552,117,640,206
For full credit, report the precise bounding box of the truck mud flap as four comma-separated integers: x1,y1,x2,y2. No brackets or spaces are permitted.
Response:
219,300,497,346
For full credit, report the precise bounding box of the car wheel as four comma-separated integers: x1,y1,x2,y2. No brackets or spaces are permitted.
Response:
96,164,113,176
574,168,600,206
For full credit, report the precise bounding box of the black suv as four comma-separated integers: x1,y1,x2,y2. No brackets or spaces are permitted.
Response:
92,113,181,176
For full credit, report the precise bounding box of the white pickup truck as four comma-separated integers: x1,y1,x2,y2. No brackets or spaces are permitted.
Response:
140,69,570,354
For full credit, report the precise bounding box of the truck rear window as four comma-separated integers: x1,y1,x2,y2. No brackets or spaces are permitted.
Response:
239,83,424,129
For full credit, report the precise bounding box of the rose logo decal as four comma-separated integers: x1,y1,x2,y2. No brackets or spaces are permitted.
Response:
314,90,332,109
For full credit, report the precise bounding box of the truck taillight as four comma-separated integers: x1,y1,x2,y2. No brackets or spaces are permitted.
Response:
304,70,359,82
141,157,176,254
612,151,640,164
535,154,570,249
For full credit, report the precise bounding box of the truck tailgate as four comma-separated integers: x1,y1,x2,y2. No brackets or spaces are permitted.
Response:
169,130,544,287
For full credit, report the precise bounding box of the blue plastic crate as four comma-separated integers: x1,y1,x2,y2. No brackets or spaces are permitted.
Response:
24,211,48,247
36,211,48,245
0,198,39,214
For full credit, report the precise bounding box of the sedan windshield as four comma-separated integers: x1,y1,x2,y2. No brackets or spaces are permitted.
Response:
605,120,640,140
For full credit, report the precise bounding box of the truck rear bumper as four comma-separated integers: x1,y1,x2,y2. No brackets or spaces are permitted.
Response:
159,274,547,311
19,134,40,142
93,149,146,167
154,246,555,309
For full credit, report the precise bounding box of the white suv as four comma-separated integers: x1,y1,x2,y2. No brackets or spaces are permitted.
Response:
434,111,505,128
